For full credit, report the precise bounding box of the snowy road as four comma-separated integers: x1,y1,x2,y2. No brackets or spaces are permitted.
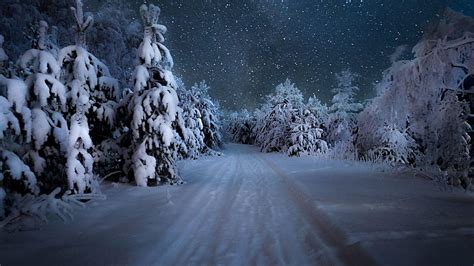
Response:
1,144,474,265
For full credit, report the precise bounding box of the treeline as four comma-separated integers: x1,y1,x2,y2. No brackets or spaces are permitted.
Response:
0,1,222,223
226,9,474,190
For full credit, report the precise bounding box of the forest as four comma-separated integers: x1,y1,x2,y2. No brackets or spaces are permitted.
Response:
0,0,473,265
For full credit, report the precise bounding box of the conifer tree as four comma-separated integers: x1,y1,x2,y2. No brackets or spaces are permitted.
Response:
126,4,186,186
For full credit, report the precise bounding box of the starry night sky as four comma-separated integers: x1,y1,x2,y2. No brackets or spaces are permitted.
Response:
132,0,474,110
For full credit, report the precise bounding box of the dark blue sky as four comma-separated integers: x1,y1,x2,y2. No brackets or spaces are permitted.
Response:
133,0,474,109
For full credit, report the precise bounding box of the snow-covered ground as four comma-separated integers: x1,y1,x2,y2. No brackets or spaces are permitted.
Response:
1,144,473,266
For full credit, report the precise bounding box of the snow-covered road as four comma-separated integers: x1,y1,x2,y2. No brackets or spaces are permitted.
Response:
1,144,474,265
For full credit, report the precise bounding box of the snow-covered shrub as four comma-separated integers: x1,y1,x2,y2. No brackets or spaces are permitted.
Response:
367,122,419,164
0,187,102,230
59,0,119,193
225,109,257,144
357,9,474,188
125,4,186,186
190,81,223,150
287,109,328,157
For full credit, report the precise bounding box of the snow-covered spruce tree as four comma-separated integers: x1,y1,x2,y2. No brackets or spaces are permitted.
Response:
0,34,39,218
357,9,474,187
0,35,8,73
287,108,328,157
0,31,77,222
16,20,70,192
126,4,186,186
190,81,223,150
0,0,142,83
0,88,40,219
306,95,329,130
176,78,205,159
257,79,304,153
59,0,119,193
87,0,142,84
225,109,257,145
327,70,363,157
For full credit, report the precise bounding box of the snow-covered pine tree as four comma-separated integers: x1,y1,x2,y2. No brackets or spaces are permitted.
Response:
0,92,39,219
287,108,328,156
87,0,142,84
59,0,119,194
17,20,70,191
0,35,8,74
225,109,257,145
306,95,329,130
176,78,205,159
0,34,40,218
126,4,186,186
190,81,222,150
327,70,363,156
257,79,304,153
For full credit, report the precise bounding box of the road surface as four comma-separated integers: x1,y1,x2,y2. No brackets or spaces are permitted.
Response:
1,144,473,265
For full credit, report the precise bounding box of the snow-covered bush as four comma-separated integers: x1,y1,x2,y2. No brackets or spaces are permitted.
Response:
287,109,328,157
0,188,88,230
366,122,419,164
190,81,223,150
357,9,474,188
125,4,186,186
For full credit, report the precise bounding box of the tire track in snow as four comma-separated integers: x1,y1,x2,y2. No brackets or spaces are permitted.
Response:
239,151,286,265
249,153,329,265
204,151,244,264
258,154,378,266
148,154,237,265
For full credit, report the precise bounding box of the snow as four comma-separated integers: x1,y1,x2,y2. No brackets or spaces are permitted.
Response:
160,122,173,147
31,108,51,150
67,115,94,194
0,76,27,113
51,112,69,152
1,144,472,265
0,96,20,137
25,150,46,174
31,73,67,108
0,150,38,194
138,36,161,65
133,65,150,92
132,141,157,187
19,49,61,77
